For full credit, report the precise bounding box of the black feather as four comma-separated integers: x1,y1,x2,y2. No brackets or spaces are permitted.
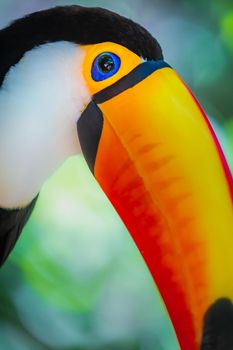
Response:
201,298,233,350
0,5,163,86
0,196,38,266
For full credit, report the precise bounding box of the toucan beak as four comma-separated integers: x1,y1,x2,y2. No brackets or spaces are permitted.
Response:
78,62,233,350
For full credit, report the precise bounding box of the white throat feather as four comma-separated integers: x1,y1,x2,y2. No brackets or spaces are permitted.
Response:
0,41,90,208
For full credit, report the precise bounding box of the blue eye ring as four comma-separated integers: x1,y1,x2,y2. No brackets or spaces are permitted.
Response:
91,52,121,82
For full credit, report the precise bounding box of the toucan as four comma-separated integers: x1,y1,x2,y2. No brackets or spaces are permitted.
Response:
0,5,233,350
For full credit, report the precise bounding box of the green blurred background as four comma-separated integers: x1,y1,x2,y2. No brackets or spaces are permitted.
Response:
0,0,232,349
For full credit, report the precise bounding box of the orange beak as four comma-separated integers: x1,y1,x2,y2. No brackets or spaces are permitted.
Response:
78,62,233,350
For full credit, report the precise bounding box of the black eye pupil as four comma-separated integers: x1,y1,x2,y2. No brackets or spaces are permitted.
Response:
98,55,115,73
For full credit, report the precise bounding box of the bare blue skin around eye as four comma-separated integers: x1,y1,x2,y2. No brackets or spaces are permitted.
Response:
91,52,121,81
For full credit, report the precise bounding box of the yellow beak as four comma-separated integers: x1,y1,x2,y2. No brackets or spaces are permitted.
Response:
79,63,233,350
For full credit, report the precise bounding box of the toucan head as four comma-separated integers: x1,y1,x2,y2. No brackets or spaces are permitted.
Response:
0,6,233,350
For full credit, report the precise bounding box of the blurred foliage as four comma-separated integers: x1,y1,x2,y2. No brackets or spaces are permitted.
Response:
221,11,233,53
0,0,232,349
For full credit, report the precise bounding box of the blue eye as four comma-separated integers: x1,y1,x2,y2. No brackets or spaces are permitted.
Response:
91,52,121,81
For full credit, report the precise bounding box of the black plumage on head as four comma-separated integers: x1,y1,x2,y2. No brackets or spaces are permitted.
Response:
0,5,163,86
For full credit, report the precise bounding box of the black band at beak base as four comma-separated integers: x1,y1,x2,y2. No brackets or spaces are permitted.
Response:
93,60,170,104
77,101,103,173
